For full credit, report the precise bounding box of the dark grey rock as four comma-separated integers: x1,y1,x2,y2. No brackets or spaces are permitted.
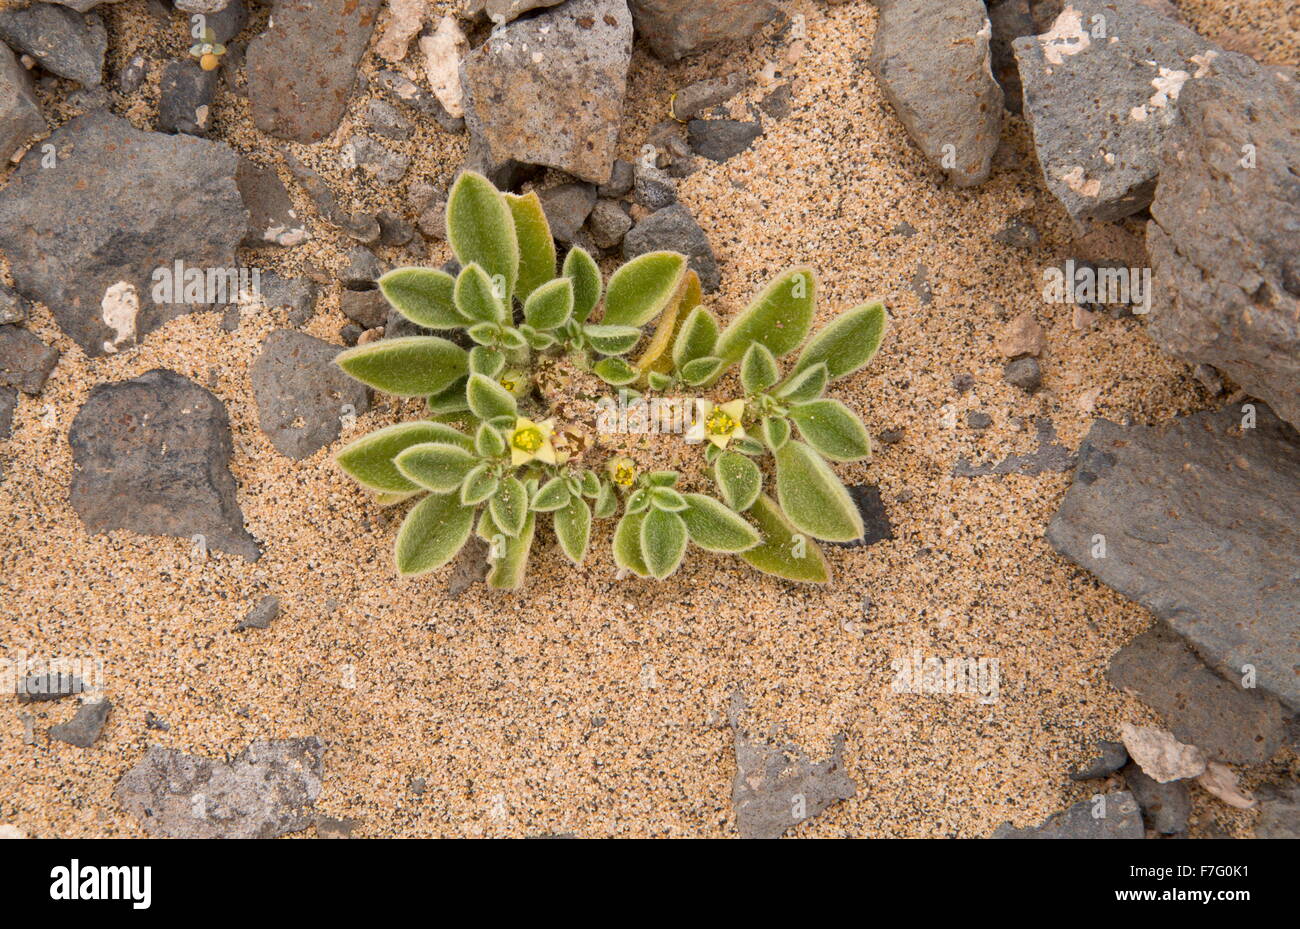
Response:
672,71,748,121
0,326,59,394
0,42,45,162
993,216,1041,249
117,54,146,94
460,0,633,185
539,183,597,243
114,738,325,838
967,410,993,430
1070,740,1128,780
629,0,779,61
0,283,28,327
687,118,761,161
1146,56,1299,429
0,5,106,86
1047,405,1300,712
283,151,379,243
159,59,219,136
632,160,677,211
68,369,260,560
448,534,489,596
1123,763,1189,835
237,594,280,630
1254,781,1300,839
954,416,1075,476
729,691,856,839
250,330,370,459
247,0,381,142
377,210,416,247
16,672,85,703
144,711,169,731
339,323,363,346
951,372,975,394
910,262,932,305
204,0,247,43
342,135,410,184
623,204,720,293
596,159,634,199
759,83,792,120
991,790,1144,838
832,484,894,549
340,290,388,330
1108,623,1286,764
236,159,310,248
868,0,1002,186
49,699,110,748
0,386,15,440
1003,356,1041,392
259,273,317,326
0,112,248,357
878,427,904,445
315,815,358,839
987,0,1033,113
588,199,632,250
341,247,382,289
372,70,464,134
365,99,411,140
1013,0,1227,221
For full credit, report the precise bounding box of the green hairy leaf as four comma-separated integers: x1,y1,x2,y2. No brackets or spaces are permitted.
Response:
468,345,505,378
474,422,506,458
739,494,830,584
524,277,574,331
602,251,686,327
594,481,618,519
490,475,528,538
679,356,725,386
446,171,519,302
455,263,506,324
713,450,762,512
679,494,760,552
395,492,475,577
336,336,468,397
394,442,478,494
531,477,571,512
336,421,472,493
775,362,829,402
635,270,698,380
554,495,592,564
466,373,517,422
460,463,499,505
563,246,603,324
378,267,460,329
740,343,780,394
649,486,688,511
639,507,688,580
774,440,864,542
584,325,642,356
714,267,818,366
761,415,791,451
794,301,888,381
505,190,556,301
593,357,638,386
426,377,470,415
672,305,719,369
479,508,535,590
613,511,649,577
788,399,872,461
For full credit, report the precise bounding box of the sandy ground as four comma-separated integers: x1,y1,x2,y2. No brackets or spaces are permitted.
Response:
1,0,1295,837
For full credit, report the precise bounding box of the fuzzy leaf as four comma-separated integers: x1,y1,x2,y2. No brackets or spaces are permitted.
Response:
774,440,863,542
594,356,638,386
554,495,592,564
523,278,573,331
738,494,830,583
479,509,535,589
713,451,762,512
672,304,719,369
613,512,649,577
740,343,780,393
336,336,468,397
594,481,618,518
446,171,518,302
584,325,642,355
563,247,603,324
474,422,506,458
427,377,470,415
580,470,601,497
649,486,687,511
775,362,829,402
378,267,460,329
647,371,675,391
468,345,506,378
394,442,478,493
460,463,499,505
794,301,888,380
639,507,688,579
395,492,475,577
714,267,817,366
635,270,699,379
505,190,556,301
679,356,725,386
761,415,790,451
336,421,473,493
680,493,760,552
455,263,506,324
645,471,679,487
788,399,872,461
531,477,571,512
466,373,518,422
602,251,687,328
489,475,528,538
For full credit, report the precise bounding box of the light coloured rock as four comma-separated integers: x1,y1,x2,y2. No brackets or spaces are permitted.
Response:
0,42,44,162
419,14,467,119
629,0,780,61
376,0,426,62
1120,722,1206,783
1197,762,1256,810
998,312,1043,358
465,0,565,24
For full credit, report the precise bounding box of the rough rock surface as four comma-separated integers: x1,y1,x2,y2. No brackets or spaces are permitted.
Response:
247,0,382,143
688,118,762,161
1047,406,1300,712
1013,0,1228,221
0,112,248,357
1254,781,1300,839
538,183,597,243
1119,723,1206,784
832,484,894,549
460,0,633,185
1069,740,1128,780
69,369,260,560
1108,623,1286,764
992,790,1144,838
237,594,280,630
0,43,45,162
954,416,1074,476
868,0,1003,187
251,330,370,459
629,0,780,61
237,159,310,248
987,0,1033,113
730,692,856,839
465,0,564,24
623,204,720,292
1123,763,1190,835
114,738,324,838
1145,57,1300,430
0,387,15,440
158,59,219,136
0,4,106,86
49,699,111,748
0,326,59,395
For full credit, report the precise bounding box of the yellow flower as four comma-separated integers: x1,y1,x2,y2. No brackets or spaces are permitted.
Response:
509,417,558,467
686,399,746,449
606,456,637,488
498,369,529,399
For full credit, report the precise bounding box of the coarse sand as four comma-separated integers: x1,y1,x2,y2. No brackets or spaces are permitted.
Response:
0,0,1295,837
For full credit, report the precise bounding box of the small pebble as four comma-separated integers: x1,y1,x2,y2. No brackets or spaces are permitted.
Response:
1003,357,1041,393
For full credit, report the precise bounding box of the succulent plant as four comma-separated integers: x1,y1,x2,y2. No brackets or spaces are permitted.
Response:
333,171,888,589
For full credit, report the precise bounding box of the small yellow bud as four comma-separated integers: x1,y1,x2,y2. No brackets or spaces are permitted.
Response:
200,53,220,71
